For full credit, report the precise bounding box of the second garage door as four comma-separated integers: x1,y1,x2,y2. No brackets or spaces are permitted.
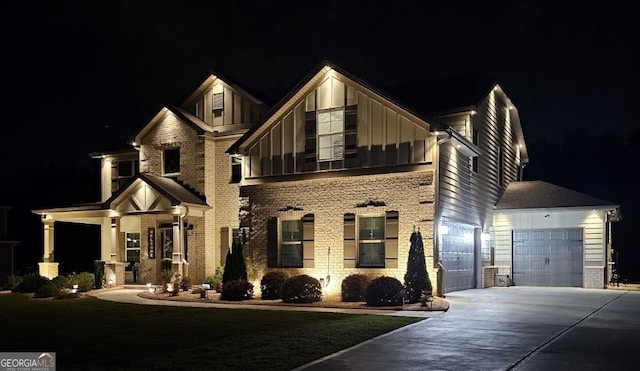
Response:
513,228,583,287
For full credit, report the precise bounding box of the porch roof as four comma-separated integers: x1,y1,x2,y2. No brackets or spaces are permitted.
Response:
496,180,619,210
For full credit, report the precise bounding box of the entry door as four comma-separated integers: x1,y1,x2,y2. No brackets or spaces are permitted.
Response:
440,223,476,293
161,229,173,259
513,229,583,287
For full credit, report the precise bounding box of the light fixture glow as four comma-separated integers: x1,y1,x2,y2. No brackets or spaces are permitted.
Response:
463,233,474,244
439,225,449,235
481,233,491,241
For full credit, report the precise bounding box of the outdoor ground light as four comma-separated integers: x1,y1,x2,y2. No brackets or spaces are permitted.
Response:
147,283,154,293
71,284,78,294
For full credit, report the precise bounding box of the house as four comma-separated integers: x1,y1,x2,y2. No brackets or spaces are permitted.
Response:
32,59,621,292
0,206,20,279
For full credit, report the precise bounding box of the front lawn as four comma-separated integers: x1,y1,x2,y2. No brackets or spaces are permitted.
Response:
0,294,423,370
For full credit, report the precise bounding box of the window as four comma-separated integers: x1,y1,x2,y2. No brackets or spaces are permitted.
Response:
317,108,344,161
212,93,224,111
125,232,141,263
117,160,138,190
230,156,242,183
358,216,385,267
281,220,303,267
163,148,180,175
267,214,314,268
344,212,398,268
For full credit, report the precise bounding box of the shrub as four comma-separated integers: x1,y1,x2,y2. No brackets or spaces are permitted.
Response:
68,272,95,292
220,280,253,301
50,275,71,290
180,276,192,291
341,274,371,302
158,270,175,292
93,260,105,289
33,283,60,298
282,274,322,304
222,238,247,284
15,273,50,293
204,266,224,291
161,258,172,272
404,230,432,303
365,276,404,307
3,275,21,291
260,271,288,300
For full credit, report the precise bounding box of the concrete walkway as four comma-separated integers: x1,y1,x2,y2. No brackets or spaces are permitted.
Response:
89,288,434,318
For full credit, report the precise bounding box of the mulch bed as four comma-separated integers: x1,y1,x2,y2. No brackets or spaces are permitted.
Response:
137,289,449,312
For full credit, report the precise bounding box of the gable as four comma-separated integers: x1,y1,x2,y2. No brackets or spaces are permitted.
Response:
109,179,174,213
234,65,437,178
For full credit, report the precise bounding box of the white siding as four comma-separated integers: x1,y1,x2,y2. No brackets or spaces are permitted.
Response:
493,208,608,278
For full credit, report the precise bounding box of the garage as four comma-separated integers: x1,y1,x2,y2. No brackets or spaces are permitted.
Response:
441,223,476,293
513,228,583,287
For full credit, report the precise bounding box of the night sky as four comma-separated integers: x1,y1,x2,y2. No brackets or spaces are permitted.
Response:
1,1,638,279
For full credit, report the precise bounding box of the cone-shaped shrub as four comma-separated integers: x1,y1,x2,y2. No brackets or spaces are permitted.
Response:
404,230,433,303
222,237,248,284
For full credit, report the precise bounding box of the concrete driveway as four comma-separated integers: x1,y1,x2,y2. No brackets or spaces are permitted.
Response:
297,287,639,371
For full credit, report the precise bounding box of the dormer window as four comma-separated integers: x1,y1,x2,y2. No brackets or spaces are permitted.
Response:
163,148,180,175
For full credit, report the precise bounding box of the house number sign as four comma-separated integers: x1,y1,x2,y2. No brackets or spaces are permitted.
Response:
148,228,156,259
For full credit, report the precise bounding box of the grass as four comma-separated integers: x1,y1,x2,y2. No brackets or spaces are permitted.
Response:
0,293,424,370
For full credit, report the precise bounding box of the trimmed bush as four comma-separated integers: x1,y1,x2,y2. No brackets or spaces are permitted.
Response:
180,276,192,291
15,273,50,293
93,260,105,289
282,274,322,304
3,275,21,291
33,283,60,298
365,276,404,307
204,266,224,292
68,272,95,292
220,280,254,301
260,271,288,300
341,274,371,302
51,275,71,290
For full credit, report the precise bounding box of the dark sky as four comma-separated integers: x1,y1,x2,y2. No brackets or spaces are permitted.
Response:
1,1,639,277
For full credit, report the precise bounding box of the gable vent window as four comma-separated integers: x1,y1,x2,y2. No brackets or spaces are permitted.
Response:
212,93,224,111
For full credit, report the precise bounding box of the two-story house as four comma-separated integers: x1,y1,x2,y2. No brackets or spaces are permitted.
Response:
33,59,620,292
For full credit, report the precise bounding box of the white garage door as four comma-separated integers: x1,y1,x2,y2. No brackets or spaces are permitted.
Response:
513,229,583,287
441,223,476,293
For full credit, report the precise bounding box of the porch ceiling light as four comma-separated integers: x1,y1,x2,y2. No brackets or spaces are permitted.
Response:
439,225,449,235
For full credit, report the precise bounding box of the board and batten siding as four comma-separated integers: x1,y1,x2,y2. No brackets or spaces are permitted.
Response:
493,208,607,288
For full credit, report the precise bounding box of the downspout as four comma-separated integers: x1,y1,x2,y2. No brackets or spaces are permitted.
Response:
434,130,452,265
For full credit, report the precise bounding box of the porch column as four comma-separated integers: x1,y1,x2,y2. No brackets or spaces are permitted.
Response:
105,217,126,285
38,219,58,279
172,215,183,275
110,218,119,262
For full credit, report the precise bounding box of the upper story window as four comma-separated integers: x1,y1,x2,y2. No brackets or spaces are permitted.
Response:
230,156,242,183
163,148,180,175
112,159,139,194
317,108,344,161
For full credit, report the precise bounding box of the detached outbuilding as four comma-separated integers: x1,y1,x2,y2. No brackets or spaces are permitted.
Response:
493,181,621,289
